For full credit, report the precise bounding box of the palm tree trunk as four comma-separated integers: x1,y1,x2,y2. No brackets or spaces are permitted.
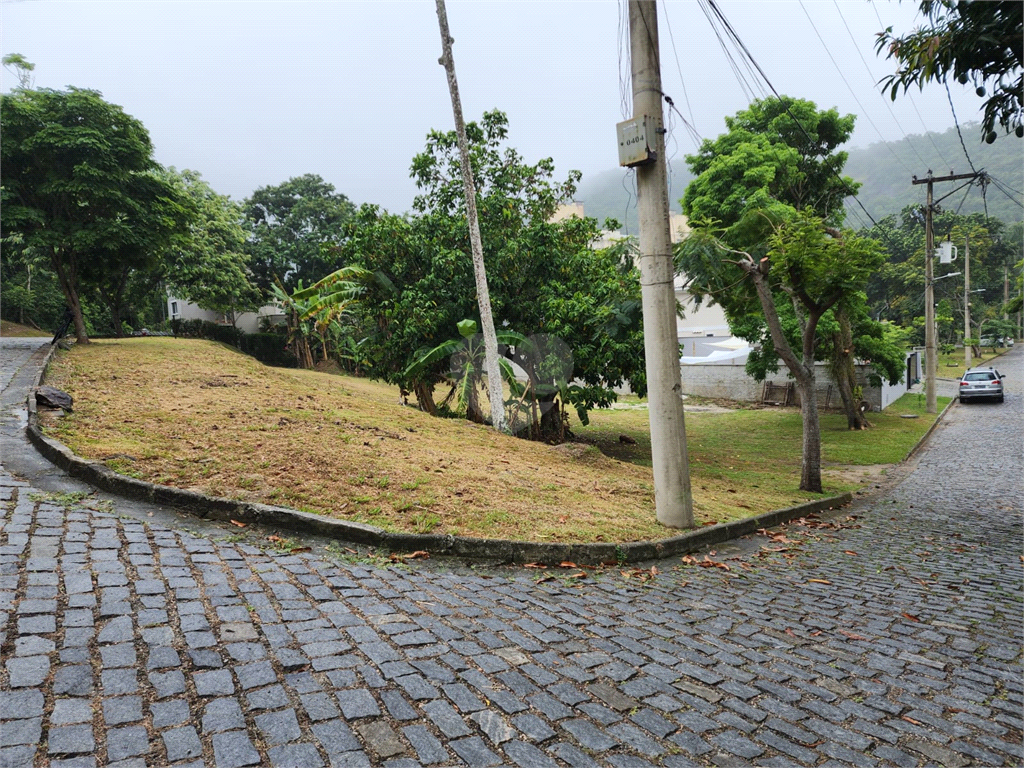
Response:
435,0,508,432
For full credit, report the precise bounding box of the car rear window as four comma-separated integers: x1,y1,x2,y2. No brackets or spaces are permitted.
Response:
965,372,997,381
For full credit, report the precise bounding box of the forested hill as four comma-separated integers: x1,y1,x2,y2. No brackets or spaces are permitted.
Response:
574,123,1022,235
575,163,691,237
843,123,1022,225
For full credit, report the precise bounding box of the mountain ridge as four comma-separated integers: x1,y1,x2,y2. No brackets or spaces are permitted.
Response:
574,123,1022,234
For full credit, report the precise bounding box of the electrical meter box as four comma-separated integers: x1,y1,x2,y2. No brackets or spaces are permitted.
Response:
617,116,656,167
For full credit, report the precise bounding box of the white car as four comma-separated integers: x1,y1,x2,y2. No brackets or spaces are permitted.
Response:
959,367,1005,404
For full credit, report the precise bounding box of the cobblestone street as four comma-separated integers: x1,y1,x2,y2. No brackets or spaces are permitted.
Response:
1,338,1021,767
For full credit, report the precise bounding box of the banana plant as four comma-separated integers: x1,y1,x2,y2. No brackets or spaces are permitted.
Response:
269,280,318,368
291,265,372,311
271,265,375,367
404,319,526,424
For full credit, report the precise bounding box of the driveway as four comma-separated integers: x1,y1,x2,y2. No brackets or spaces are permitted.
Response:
1,337,1021,767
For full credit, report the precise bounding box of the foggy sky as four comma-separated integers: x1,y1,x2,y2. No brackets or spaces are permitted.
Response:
2,0,990,213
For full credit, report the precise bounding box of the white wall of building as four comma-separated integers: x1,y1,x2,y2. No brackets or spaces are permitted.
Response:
167,296,284,335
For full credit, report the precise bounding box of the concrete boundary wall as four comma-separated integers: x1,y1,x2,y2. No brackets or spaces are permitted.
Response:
680,361,911,411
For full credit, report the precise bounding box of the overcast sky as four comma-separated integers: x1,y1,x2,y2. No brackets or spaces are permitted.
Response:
2,0,988,212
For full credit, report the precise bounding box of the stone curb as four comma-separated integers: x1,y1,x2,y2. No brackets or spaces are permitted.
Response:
904,396,956,461
26,345,852,565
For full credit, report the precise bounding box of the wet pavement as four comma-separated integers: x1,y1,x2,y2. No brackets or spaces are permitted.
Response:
1,337,1021,767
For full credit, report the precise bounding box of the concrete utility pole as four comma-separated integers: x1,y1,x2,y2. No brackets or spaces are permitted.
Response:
964,232,971,370
628,0,694,528
1004,263,1010,321
434,0,507,432
923,176,937,414
912,170,979,414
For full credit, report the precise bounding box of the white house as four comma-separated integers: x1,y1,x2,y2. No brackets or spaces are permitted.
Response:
552,204,731,348
166,296,284,335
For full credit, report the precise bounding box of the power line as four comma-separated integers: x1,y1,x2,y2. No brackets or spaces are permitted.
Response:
932,179,976,207
661,1,698,137
945,81,978,174
868,0,957,169
988,174,1022,197
831,0,930,169
988,176,1024,208
695,0,762,103
620,168,637,235
799,0,914,176
617,0,632,120
629,1,702,150
952,183,973,216
702,0,884,230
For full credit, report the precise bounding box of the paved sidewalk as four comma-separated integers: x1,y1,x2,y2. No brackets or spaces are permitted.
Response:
1,338,1021,767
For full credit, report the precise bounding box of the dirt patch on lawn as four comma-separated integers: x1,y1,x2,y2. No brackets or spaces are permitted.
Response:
823,463,892,487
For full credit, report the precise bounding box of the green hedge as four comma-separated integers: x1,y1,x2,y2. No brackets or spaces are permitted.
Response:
171,319,294,368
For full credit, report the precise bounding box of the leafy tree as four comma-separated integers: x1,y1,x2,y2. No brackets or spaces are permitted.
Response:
0,233,66,330
243,174,356,295
81,171,191,336
290,265,373,367
876,0,1023,141
340,111,647,441
163,169,261,325
683,96,858,227
1,87,185,342
2,53,34,89
680,212,886,492
862,209,1014,341
409,111,645,439
682,96,888,430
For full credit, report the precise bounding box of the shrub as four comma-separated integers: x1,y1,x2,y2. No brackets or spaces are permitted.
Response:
170,319,294,368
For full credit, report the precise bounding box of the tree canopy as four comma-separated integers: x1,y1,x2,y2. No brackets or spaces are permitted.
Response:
244,174,357,295
679,96,892,488
679,212,886,491
862,207,1021,344
163,168,262,324
683,96,858,235
876,0,1023,141
337,111,646,440
1,87,187,341
681,96,894,431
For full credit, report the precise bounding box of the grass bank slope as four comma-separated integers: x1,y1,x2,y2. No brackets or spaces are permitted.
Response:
43,338,945,542
1,319,50,337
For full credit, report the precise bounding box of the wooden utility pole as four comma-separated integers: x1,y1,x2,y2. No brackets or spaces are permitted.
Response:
628,0,694,528
912,170,979,414
434,0,507,432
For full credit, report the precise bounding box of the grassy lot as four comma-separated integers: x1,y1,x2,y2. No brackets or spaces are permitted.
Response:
937,347,1008,379
43,338,949,543
1,319,50,337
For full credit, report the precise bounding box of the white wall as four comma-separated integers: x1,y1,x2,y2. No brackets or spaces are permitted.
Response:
167,296,284,335
679,358,913,412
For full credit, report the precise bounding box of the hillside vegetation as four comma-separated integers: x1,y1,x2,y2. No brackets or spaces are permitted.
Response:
844,123,1022,225
575,124,1021,234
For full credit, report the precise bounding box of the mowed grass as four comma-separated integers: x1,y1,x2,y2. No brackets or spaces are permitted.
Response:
937,348,1008,379
573,391,950,521
43,338,946,542
1,319,50,337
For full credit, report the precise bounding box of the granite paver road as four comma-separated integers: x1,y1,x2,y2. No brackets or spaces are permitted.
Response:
1,337,1021,767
